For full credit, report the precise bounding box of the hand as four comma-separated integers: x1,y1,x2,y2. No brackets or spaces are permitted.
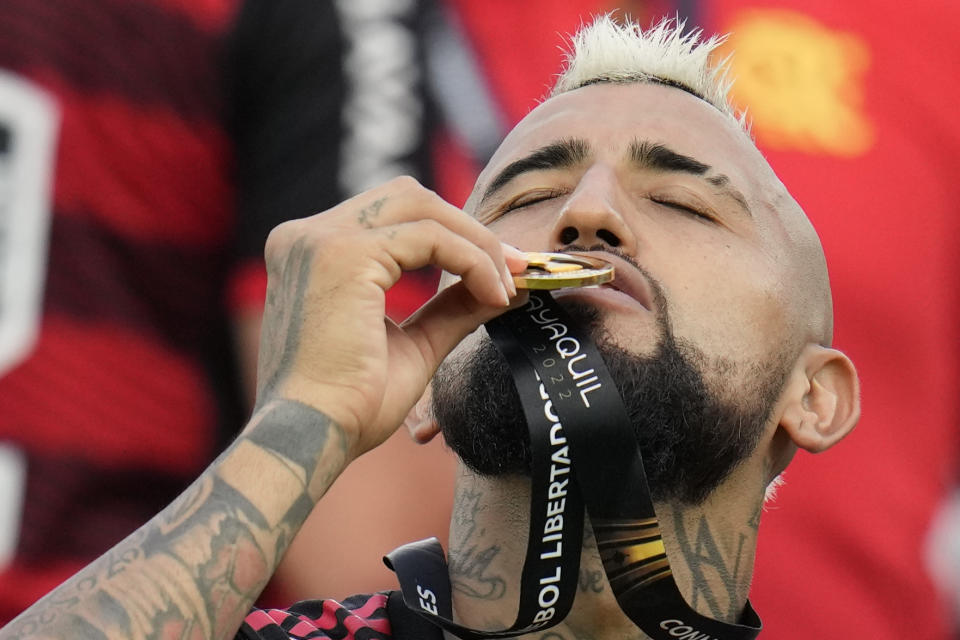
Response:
256,176,527,461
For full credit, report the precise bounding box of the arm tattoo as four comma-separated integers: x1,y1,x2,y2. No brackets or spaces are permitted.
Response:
257,237,312,405
1,400,345,640
448,486,507,601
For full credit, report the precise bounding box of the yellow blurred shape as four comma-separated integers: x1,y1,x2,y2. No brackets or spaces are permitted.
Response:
719,9,875,156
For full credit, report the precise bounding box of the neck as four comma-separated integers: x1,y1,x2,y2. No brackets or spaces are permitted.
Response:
445,465,764,640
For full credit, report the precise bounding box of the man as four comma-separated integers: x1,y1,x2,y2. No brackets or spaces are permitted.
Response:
0,15,859,640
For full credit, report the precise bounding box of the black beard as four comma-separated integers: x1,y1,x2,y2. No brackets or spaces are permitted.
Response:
432,296,788,505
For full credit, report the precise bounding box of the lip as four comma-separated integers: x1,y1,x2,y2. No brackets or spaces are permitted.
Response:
554,251,655,313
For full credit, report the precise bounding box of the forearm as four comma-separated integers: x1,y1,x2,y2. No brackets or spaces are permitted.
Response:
0,177,521,639
0,399,348,640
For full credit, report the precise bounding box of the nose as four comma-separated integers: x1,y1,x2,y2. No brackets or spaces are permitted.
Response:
550,165,637,252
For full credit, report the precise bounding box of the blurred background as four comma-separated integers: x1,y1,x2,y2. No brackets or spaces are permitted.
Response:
0,0,957,638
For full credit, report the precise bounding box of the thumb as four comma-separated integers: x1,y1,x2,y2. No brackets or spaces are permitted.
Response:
402,386,440,444
401,282,528,375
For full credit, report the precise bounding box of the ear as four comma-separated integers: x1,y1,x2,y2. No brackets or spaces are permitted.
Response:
403,384,441,444
777,344,860,453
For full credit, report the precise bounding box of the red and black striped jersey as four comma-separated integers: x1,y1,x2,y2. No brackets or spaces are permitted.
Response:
0,0,436,622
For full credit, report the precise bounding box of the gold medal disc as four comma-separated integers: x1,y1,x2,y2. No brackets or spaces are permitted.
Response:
513,252,615,290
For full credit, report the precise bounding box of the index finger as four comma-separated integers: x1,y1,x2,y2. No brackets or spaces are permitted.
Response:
329,177,523,293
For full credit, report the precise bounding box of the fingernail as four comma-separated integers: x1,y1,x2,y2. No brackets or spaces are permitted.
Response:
501,243,526,261
500,282,512,307
501,264,517,297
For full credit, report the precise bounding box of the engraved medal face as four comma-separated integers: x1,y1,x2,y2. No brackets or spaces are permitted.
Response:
513,252,615,290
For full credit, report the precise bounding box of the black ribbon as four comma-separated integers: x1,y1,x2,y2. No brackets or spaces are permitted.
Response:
387,291,761,640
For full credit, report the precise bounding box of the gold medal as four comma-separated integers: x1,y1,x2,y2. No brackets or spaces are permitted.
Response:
513,252,615,290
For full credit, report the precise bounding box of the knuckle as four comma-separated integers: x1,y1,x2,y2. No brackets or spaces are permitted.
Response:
477,227,503,252
461,248,490,273
458,221,500,257
418,184,443,204
389,175,444,208
385,174,422,192
264,221,297,264
412,218,443,235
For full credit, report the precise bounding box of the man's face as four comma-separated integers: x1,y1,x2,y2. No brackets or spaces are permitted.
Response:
433,82,803,503
473,82,794,367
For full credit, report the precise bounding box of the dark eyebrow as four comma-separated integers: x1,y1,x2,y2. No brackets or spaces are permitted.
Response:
629,140,710,174
630,140,751,215
481,138,589,204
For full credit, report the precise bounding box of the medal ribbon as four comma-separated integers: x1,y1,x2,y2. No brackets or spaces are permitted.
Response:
387,291,761,639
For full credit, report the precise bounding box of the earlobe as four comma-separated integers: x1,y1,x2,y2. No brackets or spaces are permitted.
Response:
403,385,441,444
778,345,860,453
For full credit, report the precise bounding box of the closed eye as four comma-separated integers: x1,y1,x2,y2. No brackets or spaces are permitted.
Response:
502,188,568,214
650,197,713,222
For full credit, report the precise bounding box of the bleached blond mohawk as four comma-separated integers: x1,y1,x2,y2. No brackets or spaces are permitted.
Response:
551,14,742,127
